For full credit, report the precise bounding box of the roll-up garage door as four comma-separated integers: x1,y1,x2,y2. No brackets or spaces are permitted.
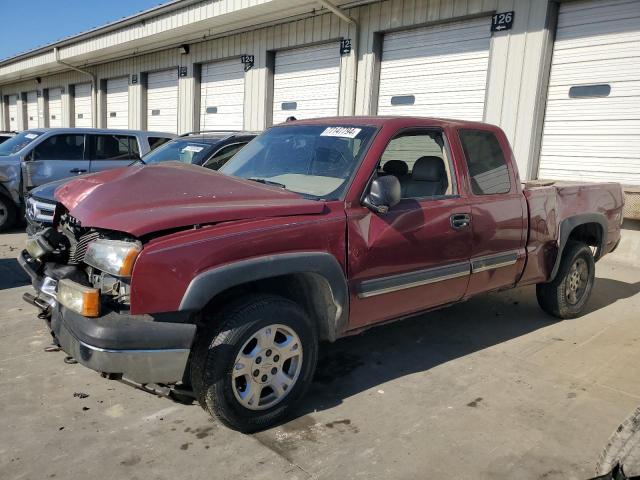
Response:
48,88,63,128
106,77,129,129
74,83,92,128
7,95,18,131
147,69,178,133
272,43,341,124
200,59,245,130
26,91,39,129
378,17,491,120
539,0,640,185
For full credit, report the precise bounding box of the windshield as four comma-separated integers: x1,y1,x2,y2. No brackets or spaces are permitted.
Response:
0,131,42,156
220,125,376,200
143,139,217,164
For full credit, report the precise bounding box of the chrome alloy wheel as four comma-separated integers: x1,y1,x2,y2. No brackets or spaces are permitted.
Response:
231,324,303,411
566,257,589,305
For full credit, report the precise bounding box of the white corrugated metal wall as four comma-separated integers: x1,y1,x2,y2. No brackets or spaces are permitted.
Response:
272,43,342,124
147,69,179,133
47,87,63,127
0,0,552,182
539,0,640,186
106,77,129,129
200,59,246,130
7,94,18,130
26,91,38,129
73,83,92,128
377,17,492,120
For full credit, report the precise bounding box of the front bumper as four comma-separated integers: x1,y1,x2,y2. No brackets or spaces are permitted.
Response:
51,307,195,384
19,250,196,384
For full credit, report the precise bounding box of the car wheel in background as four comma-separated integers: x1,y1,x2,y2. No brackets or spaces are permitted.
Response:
0,195,17,232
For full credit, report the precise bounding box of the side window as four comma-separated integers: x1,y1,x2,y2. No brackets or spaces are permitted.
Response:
379,130,454,199
459,130,511,195
33,135,84,160
203,143,247,170
148,136,171,151
92,135,139,160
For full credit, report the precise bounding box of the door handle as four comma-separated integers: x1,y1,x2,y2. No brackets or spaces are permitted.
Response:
450,213,471,230
69,168,87,174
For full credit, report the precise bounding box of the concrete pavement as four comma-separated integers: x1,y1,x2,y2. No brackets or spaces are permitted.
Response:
1,228,639,480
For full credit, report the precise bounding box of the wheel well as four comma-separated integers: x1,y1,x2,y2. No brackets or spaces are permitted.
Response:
202,273,341,342
567,222,603,258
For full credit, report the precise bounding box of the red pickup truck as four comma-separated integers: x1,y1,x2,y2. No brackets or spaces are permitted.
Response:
20,117,623,432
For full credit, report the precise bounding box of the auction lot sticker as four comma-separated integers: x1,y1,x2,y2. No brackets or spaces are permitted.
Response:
320,127,362,138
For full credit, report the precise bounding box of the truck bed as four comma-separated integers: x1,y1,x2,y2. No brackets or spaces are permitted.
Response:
518,180,624,286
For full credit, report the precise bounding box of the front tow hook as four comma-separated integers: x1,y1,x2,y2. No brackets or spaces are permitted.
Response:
23,292,51,311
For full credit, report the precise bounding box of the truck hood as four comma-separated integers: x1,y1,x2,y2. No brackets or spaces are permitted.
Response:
30,177,70,202
55,162,326,237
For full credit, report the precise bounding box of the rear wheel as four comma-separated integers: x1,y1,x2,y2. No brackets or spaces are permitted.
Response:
0,195,17,232
190,294,318,433
536,241,595,319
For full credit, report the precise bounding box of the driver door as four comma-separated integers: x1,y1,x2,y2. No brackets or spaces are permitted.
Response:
21,133,88,189
346,129,472,330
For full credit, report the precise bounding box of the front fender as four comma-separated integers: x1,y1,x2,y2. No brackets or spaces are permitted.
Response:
179,252,348,336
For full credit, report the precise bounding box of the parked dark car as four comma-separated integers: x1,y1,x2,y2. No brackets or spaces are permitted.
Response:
20,117,623,432
24,131,257,234
0,128,174,232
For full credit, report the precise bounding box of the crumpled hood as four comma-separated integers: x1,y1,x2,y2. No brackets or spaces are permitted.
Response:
55,162,326,237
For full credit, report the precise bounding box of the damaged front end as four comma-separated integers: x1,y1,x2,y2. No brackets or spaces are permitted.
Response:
19,211,196,387
21,212,136,316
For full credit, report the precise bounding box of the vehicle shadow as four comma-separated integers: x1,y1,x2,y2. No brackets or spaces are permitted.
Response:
0,257,29,290
289,276,640,421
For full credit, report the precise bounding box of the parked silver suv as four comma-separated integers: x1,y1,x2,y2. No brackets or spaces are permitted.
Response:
0,128,174,231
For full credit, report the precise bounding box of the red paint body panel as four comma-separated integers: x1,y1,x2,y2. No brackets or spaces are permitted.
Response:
53,116,624,335
55,162,325,237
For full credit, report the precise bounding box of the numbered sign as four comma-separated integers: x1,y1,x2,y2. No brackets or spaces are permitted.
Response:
491,11,514,32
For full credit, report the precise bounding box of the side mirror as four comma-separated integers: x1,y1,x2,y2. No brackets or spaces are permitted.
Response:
363,175,401,214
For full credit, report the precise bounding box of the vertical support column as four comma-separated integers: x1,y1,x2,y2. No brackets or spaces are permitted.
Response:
178,62,195,134
128,73,142,130
0,95,7,131
191,63,202,133
62,84,72,127
97,79,107,128
68,84,76,128
37,90,46,128
262,51,275,129
18,93,27,131
42,89,50,128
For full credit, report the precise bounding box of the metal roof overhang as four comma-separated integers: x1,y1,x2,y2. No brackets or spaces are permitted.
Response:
0,0,361,84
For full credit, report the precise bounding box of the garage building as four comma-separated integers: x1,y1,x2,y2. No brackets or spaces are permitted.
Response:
0,0,638,216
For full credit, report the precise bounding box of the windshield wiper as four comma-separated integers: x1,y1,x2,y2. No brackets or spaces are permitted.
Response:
247,177,286,189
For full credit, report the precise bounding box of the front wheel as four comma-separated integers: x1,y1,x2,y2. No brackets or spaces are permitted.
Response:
536,241,595,319
190,294,318,432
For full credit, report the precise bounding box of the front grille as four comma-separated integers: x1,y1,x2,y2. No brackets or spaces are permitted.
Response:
68,231,100,265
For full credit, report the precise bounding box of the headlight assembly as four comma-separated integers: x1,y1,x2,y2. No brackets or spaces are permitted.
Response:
84,239,142,277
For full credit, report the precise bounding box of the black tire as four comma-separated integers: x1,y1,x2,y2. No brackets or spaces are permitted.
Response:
536,241,595,319
190,294,318,433
0,195,17,233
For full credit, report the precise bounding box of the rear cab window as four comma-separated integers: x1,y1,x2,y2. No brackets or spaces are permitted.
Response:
458,129,511,195
148,136,172,151
143,139,214,165
89,134,140,160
